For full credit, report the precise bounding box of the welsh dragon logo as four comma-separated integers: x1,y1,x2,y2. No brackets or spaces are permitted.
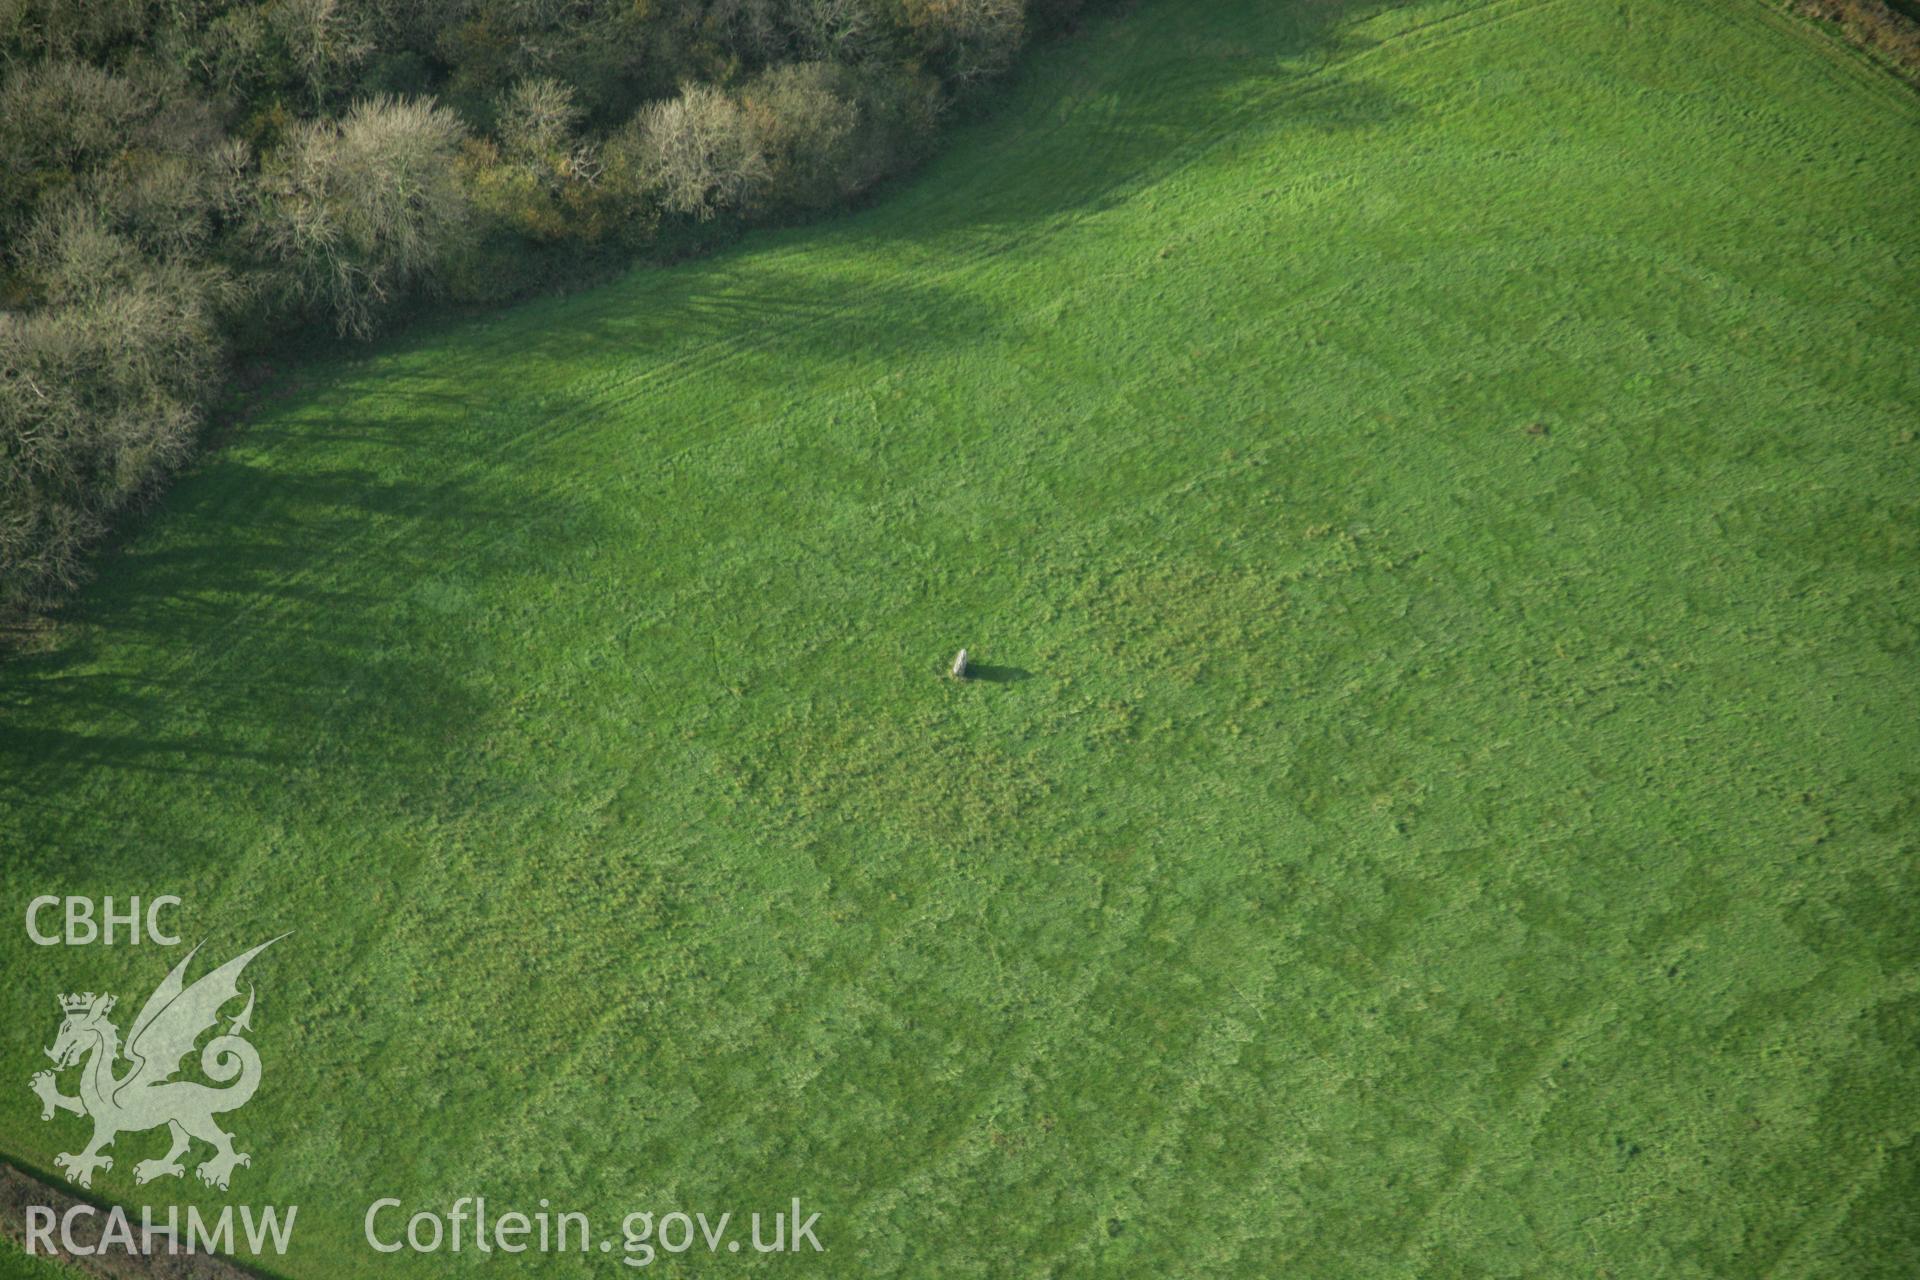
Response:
30,938,284,1191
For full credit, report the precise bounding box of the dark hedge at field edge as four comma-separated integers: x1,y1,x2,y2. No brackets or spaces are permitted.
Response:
0,0,1092,618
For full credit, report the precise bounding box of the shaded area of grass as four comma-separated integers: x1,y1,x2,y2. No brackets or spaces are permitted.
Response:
0,1236,71,1280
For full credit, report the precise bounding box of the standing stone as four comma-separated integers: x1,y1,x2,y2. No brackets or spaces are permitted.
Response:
951,649,970,679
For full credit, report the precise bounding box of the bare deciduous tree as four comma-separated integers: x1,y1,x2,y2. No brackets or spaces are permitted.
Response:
0,213,224,609
498,76,582,165
626,83,769,222
247,96,472,337
267,0,371,106
0,61,148,226
742,61,860,212
787,0,884,64
905,0,1026,85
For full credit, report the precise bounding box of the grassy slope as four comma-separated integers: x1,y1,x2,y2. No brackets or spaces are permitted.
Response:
0,1237,72,1280
3,0,1917,1274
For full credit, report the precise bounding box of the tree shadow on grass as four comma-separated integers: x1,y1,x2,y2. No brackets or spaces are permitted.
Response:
0,266,1003,876
0,0,1411,873
416,0,1415,375
847,0,1412,242
0,400,627,876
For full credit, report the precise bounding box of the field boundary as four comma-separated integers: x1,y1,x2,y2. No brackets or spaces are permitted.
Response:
0,1161,269,1280
1749,0,1920,105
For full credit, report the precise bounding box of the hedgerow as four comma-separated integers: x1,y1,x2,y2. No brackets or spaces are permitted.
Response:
0,0,1090,616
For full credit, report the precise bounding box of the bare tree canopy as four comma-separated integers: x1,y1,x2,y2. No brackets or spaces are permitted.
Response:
0,0,1077,612
247,96,472,338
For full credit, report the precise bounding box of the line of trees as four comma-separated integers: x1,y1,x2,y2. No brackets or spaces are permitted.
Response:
1787,0,1920,79
0,0,1093,618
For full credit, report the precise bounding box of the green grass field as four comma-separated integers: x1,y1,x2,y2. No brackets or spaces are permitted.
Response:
4,0,1918,1274
0,1236,73,1280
